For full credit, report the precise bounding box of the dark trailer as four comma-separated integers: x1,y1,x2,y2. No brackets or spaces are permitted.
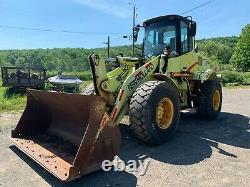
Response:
1,65,46,89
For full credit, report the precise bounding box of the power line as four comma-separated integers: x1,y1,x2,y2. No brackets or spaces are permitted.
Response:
180,0,215,15
0,1,215,37
0,25,130,36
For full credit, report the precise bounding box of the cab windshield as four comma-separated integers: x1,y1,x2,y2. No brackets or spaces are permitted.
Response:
144,21,177,58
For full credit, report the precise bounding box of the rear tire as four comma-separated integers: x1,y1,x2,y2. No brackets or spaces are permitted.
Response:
129,81,180,145
197,78,222,120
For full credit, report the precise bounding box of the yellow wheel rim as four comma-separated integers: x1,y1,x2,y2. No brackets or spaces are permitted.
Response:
212,90,221,111
156,97,174,129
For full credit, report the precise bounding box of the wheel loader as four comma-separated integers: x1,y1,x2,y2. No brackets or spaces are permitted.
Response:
11,15,222,181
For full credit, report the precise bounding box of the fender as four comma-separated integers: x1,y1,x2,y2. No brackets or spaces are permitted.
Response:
152,73,180,96
199,69,217,82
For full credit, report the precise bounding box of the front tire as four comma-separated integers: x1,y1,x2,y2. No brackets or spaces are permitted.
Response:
197,78,222,120
129,81,180,145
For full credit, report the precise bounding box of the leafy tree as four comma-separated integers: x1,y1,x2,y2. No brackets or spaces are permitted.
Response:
198,39,235,64
7,54,17,65
230,24,250,71
16,57,25,65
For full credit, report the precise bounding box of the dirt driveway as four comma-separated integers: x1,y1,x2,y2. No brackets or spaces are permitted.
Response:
0,88,250,187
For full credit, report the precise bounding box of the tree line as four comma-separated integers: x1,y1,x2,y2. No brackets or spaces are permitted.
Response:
0,46,136,72
0,24,249,73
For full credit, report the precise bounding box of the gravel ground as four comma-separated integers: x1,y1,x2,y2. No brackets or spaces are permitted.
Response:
0,87,250,187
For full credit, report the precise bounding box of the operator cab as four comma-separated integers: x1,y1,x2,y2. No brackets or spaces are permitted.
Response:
142,15,196,58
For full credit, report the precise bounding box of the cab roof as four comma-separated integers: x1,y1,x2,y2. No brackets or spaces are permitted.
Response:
143,15,194,27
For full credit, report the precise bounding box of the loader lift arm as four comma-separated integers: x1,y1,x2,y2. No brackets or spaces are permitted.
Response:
88,53,179,125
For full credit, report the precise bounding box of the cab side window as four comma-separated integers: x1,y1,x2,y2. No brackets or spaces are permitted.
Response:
163,26,177,53
181,21,193,54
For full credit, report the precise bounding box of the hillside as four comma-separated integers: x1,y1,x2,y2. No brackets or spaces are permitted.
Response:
198,36,238,48
0,45,137,72
0,36,238,73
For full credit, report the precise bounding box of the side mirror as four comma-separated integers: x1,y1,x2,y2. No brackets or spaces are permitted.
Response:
133,24,140,42
190,22,196,37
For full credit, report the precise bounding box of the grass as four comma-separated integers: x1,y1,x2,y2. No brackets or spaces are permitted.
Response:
0,81,26,113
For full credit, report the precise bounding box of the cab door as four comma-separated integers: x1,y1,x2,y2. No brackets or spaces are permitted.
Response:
179,21,198,73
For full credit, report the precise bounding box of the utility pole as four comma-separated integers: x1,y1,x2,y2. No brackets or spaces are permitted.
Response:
107,36,110,58
132,5,136,54
104,36,110,58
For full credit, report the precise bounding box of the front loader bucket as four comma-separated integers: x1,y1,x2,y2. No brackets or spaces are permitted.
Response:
11,89,121,182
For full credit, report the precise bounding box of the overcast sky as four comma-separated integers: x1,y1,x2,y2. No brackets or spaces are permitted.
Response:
0,0,249,49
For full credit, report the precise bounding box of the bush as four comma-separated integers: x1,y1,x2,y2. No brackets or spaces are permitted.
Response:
221,71,244,83
74,72,92,81
242,72,250,84
220,64,236,71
